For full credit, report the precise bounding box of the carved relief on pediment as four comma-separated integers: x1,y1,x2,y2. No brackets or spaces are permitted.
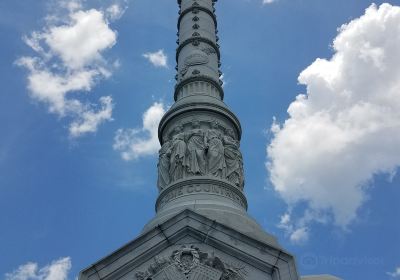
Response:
135,245,247,280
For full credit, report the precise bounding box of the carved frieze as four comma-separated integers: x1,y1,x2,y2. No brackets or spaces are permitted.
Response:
180,51,209,78
135,245,247,280
157,119,244,191
201,47,217,55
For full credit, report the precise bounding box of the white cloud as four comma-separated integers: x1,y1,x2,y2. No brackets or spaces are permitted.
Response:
62,0,82,12
388,267,400,278
278,213,309,244
277,210,326,244
113,102,166,160
143,50,168,68
44,9,116,69
267,3,400,240
69,96,114,137
263,0,276,4
5,257,71,280
106,4,126,21
289,227,308,244
16,1,121,137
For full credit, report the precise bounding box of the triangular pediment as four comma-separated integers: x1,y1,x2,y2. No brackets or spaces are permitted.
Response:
79,210,299,280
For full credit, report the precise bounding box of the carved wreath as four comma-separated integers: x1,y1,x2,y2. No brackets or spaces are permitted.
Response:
172,246,200,274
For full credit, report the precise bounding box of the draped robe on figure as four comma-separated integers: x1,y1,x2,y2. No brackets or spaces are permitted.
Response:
186,129,206,176
169,132,187,181
206,129,226,178
223,135,243,188
157,141,171,191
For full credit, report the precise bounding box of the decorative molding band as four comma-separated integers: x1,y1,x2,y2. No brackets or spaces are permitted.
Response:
158,102,243,143
176,37,220,63
178,6,217,30
176,80,221,100
174,75,224,101
156,177,248,212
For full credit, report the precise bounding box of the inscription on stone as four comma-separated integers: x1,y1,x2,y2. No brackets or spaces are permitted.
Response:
158,183,246,209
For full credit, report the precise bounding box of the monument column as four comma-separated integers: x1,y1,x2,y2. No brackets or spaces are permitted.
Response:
79,2,303,280
144,0,266,237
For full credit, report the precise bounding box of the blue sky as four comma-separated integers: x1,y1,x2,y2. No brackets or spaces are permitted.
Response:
1,0,399,279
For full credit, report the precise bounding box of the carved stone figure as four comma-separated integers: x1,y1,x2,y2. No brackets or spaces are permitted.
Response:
223,129,244,189
185,120,206,176
170,125,187,182
206,121,226,178
135,245,247,280
157,139,172,191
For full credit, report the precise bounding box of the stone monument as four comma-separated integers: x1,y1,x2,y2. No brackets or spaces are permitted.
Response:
79,1,340,279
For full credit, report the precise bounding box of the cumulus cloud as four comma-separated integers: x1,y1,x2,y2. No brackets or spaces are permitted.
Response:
61,0,82,12
106,4,126,21
16,1,124,137
278,213,309,244
263,0,276,4
267,3,400,241
143,50,168,68
69,96,114,137
113,102,167,160
44,9,116,69
5,257,71,280
388,267,400,278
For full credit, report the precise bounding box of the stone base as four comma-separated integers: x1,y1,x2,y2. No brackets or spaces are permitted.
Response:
146,177,279,247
